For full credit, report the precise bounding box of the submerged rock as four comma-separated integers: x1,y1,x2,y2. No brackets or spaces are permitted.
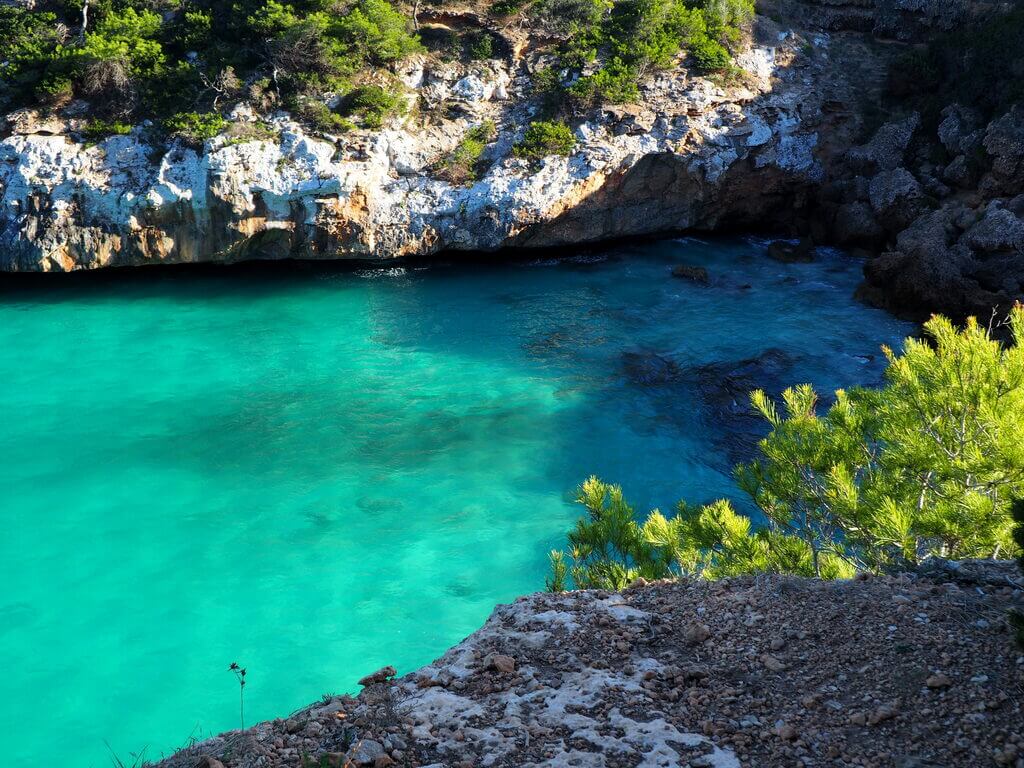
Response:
767,238,815,263
621,351,683,386
672,264,710,283
691,348,797,462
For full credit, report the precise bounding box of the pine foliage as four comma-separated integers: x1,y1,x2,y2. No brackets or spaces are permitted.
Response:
549,306,1024,590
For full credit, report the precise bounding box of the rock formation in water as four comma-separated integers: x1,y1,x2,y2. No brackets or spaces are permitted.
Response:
153,560,1023,768
1,0,1022,321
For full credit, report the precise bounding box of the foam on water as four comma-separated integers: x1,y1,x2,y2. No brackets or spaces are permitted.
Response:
0,237,912,767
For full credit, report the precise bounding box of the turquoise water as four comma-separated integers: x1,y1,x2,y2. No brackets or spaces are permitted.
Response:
0,237,912,767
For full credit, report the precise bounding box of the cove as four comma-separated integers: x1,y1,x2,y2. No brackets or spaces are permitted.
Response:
0,237,912,767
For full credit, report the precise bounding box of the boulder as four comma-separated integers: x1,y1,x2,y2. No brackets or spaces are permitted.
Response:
981,106,1024,195
869,168,925,231
833,201,884,248
846,114,919,174
4,108,66,136
941,155,976,189
349,739,386,766
937,104,982,155
961,208,1024,254
358,666,397,687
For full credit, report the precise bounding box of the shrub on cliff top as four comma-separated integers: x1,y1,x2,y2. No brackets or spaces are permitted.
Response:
513,120,577,161
550,306,1024,590
531,0,749,113
436,120,497,184
0,0,421,127
163,111,228,145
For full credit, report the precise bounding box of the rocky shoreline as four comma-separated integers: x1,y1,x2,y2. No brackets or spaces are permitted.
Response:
1,0,1021,321
154,560,1023,768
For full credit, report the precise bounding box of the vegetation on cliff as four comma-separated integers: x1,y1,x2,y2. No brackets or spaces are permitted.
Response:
549,306,1024,591
888,4,1024,129
0,0,752,136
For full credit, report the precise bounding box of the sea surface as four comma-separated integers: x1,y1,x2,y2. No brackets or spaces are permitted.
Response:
0,237,913,766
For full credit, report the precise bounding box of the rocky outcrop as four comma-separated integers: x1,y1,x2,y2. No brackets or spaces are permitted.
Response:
851,107,1024,320
0,36,834,273
1,0,1021,324
153,561,1024,768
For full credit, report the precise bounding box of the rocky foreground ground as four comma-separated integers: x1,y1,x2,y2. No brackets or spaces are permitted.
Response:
158,560,1023,768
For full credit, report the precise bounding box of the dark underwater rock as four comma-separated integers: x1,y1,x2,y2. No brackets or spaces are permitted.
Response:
671,264,709,283
621,351,683,386
691,348,798,463
767,238,815,263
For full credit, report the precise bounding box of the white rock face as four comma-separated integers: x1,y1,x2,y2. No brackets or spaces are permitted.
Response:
0,37,836,272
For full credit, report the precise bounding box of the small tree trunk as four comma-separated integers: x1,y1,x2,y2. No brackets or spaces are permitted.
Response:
80,0,90,38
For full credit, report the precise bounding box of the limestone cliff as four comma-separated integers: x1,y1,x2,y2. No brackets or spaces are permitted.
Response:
2,0,1022,323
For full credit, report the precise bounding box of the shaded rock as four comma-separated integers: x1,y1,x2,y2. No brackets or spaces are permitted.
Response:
694,348,794,417
4,108,66,136
941,155,976,189
869,703,898,724
869,168,925,231
937,105,982,155
1006,194,1024,219
349,739,385,766
692,348,796,462
926,673,953,688
962,208,1024,253
671,264,709,283
358,666,397,687
847,113,919,173
685,623,712,644
833,201,884,248
485,653,516,674
873,0,968,39
982,106,1024,195
858,208,1010,319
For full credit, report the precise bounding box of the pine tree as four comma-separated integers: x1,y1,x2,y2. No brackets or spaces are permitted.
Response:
550,306,1024,590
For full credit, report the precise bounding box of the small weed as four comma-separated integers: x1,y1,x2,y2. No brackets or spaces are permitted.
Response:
229,661,247,729
104,740,148,768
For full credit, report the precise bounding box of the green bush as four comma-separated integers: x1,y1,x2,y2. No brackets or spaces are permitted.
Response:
566,59,639,108
532,0,746,112
550,307,1024,589
436,120,497,184
534,0,608,34
490,0,531,15
73,8,167,78
163,111,227,145
688,34,731,73
0,7,62,104
341,84,405,128
292,100,356,133
738,309,1024,571
82,119,134,139
888,6,1024,128
35,75,74,106
513,120,577,161
547,477,854,591
464,32,494,61
333,0,424,65
0,0,422,125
